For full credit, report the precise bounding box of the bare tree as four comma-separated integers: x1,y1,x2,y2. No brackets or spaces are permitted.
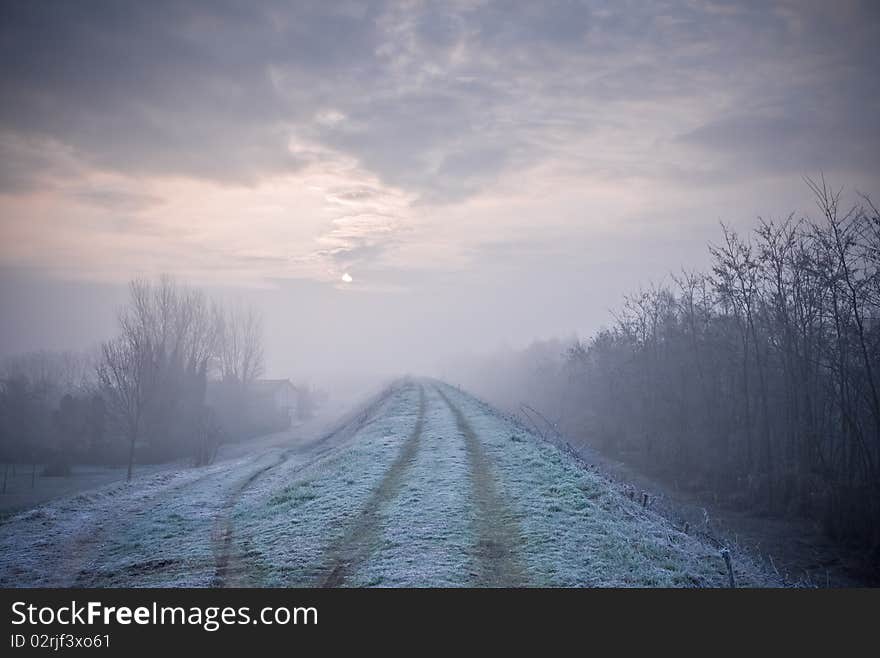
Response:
217,304,264,387
472,180,880,552
97,276,228,477
97,333,150,481
4,276,272,478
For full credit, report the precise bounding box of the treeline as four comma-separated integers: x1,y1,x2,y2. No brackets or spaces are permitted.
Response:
0,350,106,478
0,276,269,480
465,180,880,552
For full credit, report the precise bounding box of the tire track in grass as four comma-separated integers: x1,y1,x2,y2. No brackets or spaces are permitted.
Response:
319,385,426,587
75,385,400,586
352,385,473,586
213,384,403,586
5,384,407,587
69,462,250,587
212,450,292,586
436,386,528,587
72,450,291,587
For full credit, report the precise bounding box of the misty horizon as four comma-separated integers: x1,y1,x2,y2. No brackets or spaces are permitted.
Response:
2,1,878,384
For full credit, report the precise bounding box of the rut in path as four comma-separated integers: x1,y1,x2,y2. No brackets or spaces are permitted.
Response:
213,385,401,586
70,462,246,587
320,385,426,587
212,450,292,586
436,386,528,587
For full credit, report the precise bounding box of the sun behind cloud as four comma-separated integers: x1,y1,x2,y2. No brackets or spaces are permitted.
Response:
341,272,353,283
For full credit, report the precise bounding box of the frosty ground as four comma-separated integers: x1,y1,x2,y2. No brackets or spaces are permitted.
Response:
0,380,779,587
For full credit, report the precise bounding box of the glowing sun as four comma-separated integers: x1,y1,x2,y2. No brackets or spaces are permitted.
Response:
341,272,353,283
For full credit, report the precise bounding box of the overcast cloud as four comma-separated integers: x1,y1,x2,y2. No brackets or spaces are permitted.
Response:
1,0,878,377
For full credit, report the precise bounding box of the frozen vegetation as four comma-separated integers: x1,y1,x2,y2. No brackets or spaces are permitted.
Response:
0,452,267,586
228,383,421,586
439,384,776,587
0,379,778,587
355,386,474,586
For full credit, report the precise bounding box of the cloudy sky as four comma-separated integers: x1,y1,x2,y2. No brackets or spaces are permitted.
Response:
1,0,878,378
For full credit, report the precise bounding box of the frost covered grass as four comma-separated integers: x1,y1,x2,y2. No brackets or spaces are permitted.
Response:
354,386,474,586
84,449,294,587
0,378,779,588
0,382,422,588
0,451,272,587
229,383,423,586
437,383,779,587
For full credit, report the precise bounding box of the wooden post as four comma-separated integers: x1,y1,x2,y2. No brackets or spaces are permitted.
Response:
721,549,736,588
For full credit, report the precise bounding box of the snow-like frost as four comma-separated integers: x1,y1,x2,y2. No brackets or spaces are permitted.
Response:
0,451,273,587
0,379,778,588
353,386,474,586
437,383,778,587
229,383,422,586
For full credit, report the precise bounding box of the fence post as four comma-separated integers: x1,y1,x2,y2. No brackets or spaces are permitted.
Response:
721,549,736,588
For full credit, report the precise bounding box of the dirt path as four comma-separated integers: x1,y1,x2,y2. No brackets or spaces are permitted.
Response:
436,387,528,587
68,461,252,587
212,450,292,586
4,384,402,588
2,380,791,587
214,384,404,586
319,385,426,587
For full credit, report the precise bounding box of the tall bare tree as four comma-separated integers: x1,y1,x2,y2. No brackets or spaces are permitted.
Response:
217,304,264,387
97,332,150,481
468,181,880,553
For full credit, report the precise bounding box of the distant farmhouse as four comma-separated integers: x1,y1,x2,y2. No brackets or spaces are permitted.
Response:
247,379,298,428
